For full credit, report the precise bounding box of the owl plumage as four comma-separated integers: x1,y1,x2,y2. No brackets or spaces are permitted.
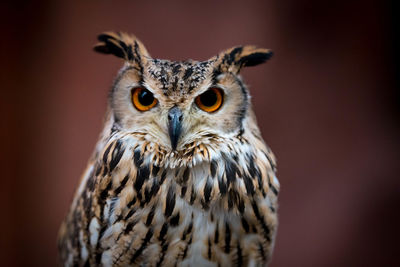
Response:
58,32,280,267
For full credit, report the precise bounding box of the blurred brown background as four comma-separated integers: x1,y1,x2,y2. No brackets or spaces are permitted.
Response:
1,0,399,266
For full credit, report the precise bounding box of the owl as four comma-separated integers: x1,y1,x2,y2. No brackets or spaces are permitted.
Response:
58,32,280,267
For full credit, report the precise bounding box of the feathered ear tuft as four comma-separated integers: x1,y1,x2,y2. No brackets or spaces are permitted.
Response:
238,47,273,67
214,45,273,74
93,32,150,62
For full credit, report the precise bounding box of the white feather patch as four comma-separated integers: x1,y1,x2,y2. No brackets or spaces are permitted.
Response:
89,217,100,247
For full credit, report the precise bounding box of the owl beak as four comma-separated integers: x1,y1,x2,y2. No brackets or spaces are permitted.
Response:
168,106,183,151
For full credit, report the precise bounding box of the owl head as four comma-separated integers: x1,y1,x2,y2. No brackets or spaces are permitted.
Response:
94,32,272,159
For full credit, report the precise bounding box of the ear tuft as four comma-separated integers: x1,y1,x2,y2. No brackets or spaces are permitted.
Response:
94,32,126,59
214,45,273,73
93,32,150,62
239,49,273,67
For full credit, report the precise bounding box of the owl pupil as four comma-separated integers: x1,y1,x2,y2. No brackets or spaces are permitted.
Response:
200,90,217,107
138,89,154,106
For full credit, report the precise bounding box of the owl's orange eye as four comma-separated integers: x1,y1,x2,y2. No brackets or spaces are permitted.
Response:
131,87,157,111
195,88,223,113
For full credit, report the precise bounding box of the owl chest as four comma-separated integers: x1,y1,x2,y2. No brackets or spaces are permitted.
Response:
93,167,258,266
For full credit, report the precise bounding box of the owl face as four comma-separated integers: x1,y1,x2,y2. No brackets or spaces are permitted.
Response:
95,32,272,153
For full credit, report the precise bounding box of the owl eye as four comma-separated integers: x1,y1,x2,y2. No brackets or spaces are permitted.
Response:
195,87,223,113
131,87,158,111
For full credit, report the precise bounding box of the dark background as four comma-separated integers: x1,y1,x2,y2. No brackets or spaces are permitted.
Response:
1,0,399,266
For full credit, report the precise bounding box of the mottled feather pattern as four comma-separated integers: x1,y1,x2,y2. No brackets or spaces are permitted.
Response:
59,32,279,266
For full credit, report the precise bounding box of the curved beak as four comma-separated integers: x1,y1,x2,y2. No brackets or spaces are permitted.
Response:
168,106,183,150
